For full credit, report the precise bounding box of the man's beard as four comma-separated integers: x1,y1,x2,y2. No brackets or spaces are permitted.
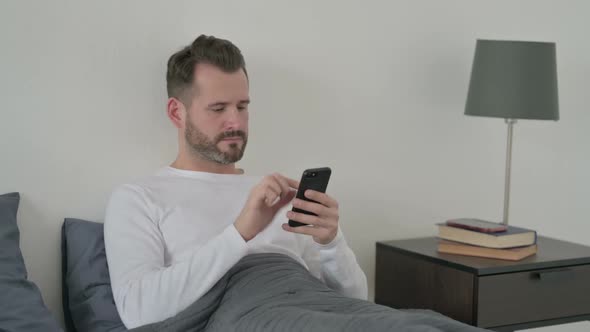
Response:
184,120,247,165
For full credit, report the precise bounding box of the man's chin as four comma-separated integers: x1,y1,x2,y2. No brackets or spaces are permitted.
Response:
216,141,246,160
218,148,245,162
223,154,243,164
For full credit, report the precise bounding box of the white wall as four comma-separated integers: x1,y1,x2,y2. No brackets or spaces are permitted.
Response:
1,1,589,330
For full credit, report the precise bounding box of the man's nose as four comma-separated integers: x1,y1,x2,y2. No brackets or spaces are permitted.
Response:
223,107,243,130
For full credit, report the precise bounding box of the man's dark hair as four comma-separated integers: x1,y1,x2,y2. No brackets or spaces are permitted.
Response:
166,34,247,104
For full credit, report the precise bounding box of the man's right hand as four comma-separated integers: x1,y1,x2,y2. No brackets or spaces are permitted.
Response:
234,173,299,241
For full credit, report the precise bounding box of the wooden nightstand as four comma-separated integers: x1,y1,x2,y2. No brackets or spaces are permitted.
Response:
375,236,590,331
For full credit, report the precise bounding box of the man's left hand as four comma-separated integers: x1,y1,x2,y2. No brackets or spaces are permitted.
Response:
282,190,339,245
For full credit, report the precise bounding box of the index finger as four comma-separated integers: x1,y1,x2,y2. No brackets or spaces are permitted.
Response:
277,175,299,189
271,173,291,198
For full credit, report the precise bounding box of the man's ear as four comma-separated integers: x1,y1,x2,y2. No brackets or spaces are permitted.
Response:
167,97,185,129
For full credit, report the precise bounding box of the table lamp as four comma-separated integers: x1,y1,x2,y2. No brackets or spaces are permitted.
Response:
464,39,559,225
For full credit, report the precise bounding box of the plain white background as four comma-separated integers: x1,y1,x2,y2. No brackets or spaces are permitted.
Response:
1,1,589,330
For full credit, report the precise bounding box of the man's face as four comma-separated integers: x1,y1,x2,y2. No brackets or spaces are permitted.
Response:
183,63,249,165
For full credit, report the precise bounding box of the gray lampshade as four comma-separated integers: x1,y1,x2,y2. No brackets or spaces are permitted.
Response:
465,39,559,121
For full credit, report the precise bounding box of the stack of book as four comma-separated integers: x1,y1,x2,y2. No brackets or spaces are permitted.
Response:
436,218,537,261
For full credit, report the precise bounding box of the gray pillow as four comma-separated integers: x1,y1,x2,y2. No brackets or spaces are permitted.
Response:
61,218,126,332
0,192,63,332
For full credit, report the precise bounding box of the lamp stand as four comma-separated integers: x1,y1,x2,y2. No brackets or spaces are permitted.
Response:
502,118,517,225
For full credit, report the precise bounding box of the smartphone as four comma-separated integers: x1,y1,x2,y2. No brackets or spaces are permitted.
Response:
288,167,332,227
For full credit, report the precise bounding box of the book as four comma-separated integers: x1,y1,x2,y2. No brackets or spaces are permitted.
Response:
437,223,536,249
437,240,537,261
445,218,507,233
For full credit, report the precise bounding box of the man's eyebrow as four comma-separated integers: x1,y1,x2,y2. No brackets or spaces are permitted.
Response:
207,102,229,108
206,100,250,108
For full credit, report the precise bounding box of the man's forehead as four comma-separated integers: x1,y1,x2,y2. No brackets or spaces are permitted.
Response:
191,65,248,103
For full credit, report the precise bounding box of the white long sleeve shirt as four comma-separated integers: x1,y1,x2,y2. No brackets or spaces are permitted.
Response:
104,166,368,328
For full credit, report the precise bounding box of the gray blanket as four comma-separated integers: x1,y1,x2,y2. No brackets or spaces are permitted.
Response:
131,253,489,332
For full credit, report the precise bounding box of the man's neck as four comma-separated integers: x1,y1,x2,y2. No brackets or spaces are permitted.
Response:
170,154,241,175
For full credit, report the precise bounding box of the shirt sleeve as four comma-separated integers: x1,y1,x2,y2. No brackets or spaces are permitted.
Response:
301,227,368,300
104,184,248,328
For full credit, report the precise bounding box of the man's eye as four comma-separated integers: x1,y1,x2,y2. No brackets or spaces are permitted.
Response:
238,106,248,111
212,108,224,113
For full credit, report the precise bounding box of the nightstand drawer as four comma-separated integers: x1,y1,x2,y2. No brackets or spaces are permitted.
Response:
477,264,590,327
